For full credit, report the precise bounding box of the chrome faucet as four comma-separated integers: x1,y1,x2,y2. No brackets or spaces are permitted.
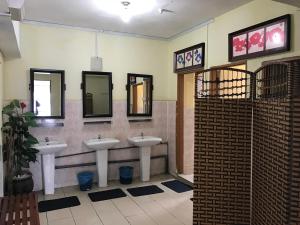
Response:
98,134,102,139
141,132,144,139
45,137,50,142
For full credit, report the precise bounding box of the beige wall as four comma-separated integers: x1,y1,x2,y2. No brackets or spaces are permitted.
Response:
167,0,300,100
0,51,4,197
0,52,3,144
4,23,168,101
3,0,300,102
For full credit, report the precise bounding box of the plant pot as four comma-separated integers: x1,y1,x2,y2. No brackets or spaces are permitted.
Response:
13,172,34,194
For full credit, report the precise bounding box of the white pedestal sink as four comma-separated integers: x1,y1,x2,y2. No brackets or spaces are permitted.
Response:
84,138,120,187
34,141,67,195
128,136,162,182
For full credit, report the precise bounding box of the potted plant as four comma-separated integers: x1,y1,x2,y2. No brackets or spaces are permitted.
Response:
1,100,39,195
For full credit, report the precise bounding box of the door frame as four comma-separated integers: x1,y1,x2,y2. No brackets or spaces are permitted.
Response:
176,61,247,174
176,74,184,174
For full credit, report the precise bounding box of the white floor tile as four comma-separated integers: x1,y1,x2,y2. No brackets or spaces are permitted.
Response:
112,197,144,217
47,208,72,222
126,214,157,225
92,200,130,225
39,213,48,225
47,217,75,225
70,203,103,225
38,175,192,225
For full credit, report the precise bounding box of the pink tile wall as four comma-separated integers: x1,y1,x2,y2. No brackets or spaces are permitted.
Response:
167,101,177,175
23,100,176,190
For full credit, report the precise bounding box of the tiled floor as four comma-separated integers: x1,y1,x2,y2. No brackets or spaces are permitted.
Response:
178,174,193,183
38,175,193,225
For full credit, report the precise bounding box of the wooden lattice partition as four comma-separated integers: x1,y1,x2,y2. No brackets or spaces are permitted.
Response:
193,68,253,225
252,61,300,225
194,62,300,225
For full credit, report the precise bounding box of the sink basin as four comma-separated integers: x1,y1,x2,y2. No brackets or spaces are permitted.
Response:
34,140,67,195
84,138,120,150
128,136,162,147
128,136,162,182
34,141,67,155
84,137,120,187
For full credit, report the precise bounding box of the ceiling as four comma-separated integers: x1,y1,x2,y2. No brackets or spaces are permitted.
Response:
0,0,253,39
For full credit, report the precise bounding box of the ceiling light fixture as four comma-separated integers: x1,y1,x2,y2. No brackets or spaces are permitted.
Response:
95,0,156,23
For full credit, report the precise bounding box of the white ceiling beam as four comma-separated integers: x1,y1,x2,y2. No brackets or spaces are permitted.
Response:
272,0,300,8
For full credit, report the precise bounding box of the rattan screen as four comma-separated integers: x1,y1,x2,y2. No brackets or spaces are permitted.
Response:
193,62,300,225
193,98,252,225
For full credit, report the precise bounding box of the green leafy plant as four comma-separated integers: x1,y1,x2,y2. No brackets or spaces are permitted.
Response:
1,100,39,193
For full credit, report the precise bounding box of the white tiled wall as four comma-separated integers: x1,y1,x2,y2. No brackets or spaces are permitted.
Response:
27,100,176,190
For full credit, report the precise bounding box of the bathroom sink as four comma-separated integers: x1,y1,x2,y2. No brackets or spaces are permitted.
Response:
128,135,162,182
34,141,67,155
84,138,120,150
34,140,67,195
128,136,162,147
84,137,120,187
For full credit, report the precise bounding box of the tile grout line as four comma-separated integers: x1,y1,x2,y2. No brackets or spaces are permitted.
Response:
61,187,86,225
121,188,160,225
90,200,108,225
110,199,133,225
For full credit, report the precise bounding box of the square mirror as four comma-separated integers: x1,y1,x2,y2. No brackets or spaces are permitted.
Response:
82,71,113,118
30,68,65,118
127,73,153,117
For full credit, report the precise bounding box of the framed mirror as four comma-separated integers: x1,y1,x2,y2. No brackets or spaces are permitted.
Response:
30,68,65,119
127,73,153,117
82,71,113,118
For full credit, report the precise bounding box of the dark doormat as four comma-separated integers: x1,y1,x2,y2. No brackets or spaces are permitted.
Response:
38,196,80,212
88,188,127,202
127,185,164,197
161,180,193,193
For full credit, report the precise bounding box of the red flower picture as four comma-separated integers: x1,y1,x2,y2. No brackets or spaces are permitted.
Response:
229,15,290,62
248,28,265,54
266,22,285,50
232,33,247,57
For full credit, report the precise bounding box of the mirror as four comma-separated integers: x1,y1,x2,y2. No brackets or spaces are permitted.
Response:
30,68,65,118
82,71,113,118
127,73,153,117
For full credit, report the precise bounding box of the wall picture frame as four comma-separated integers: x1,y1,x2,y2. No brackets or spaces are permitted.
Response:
174,43,205,73
228,14,291,62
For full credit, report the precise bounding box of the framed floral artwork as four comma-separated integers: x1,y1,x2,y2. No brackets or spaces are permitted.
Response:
229,14,291,62
174,43,205,73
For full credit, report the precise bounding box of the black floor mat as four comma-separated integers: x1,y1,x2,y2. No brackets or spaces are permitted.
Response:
161,180,193,193
38,196,80,212
88,188,127,202
127,185,164,197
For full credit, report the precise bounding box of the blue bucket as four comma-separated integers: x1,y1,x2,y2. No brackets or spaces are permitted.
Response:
119,166,133,184
77,171,94,191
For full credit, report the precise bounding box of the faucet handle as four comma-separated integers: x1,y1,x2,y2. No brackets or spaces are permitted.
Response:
45,137,49,142
141,132,144,137
98,134,101,139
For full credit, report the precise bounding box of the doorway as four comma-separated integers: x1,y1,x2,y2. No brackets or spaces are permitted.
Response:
176,61,247,184
176,73,195,183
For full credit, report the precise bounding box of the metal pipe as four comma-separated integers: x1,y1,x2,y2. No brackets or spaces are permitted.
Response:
55,155,168,170
55,142,168,159
0,12,11,17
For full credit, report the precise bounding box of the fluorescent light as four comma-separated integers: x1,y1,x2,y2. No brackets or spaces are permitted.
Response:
95,0,156,22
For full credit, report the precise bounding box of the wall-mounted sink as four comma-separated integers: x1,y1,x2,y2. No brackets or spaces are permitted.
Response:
128,136,162,147
128,135,162,182
34,140,67,195
35,141,67,155
84,137,120,187
84,138,120,150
